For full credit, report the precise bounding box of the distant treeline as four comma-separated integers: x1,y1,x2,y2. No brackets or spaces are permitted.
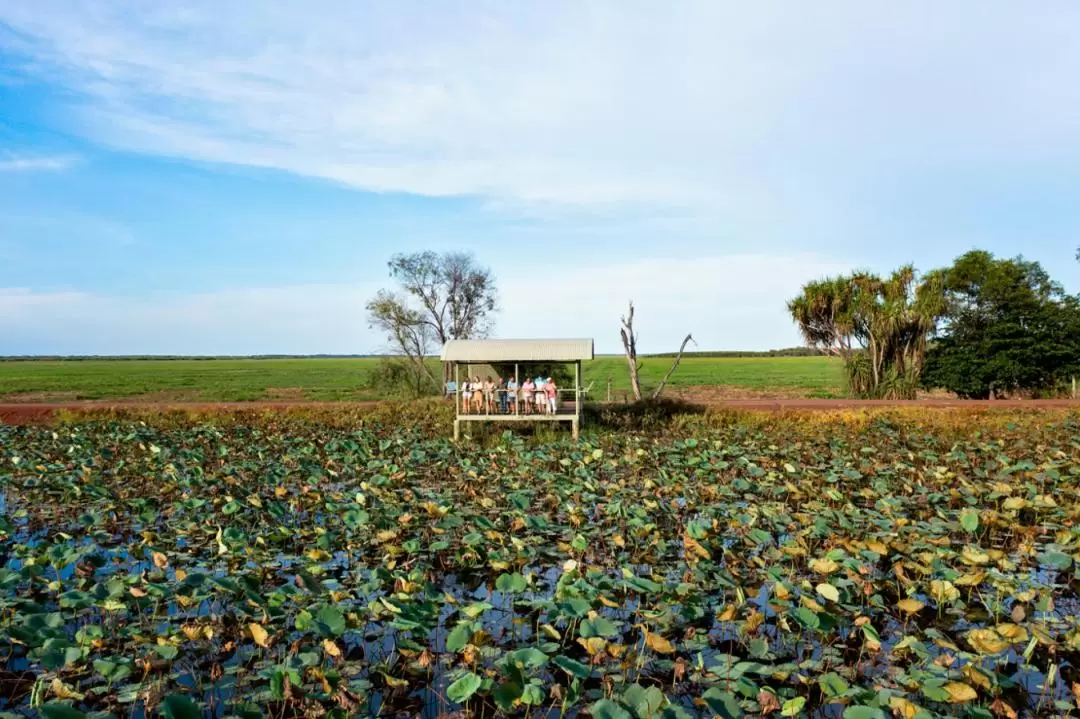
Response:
0,354,382,361
2,348,826,361
644,347,827,359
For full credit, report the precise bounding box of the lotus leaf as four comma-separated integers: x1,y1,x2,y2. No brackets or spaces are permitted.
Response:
447,672,483,704
0,412,1076,717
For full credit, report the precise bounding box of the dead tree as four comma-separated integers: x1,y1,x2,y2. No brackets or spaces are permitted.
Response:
620,301,695,402
620,302,643,401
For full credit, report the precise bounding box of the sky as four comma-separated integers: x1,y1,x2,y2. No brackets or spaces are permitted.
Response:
2,2,1079,355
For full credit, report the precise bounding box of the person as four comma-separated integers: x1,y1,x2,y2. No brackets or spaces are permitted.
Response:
506,376,518,413
544,377,558,414
534,376,547,414
460,377,472,413
476,377,487,414
445,378,457,401
521,377,535,415
484,376,497,414
497,377,509,414
464,377,477,412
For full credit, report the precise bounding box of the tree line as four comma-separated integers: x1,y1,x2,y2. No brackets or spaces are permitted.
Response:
367,248,1080,401
788,250,1080,399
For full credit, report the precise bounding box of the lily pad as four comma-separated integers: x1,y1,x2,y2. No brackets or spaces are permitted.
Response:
447,672,483,704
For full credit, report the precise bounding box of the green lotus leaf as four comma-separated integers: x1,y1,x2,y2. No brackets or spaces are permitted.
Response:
447,672,483,704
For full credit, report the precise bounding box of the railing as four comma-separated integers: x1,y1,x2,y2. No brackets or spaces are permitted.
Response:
453,387,581,416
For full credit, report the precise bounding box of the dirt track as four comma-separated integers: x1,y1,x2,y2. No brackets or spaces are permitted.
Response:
3,398,1080,425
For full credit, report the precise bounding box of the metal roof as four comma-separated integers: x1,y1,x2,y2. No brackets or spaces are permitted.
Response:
441,338,594,363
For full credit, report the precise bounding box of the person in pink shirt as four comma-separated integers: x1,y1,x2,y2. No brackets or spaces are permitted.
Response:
520,377,536,415
543,377,558,414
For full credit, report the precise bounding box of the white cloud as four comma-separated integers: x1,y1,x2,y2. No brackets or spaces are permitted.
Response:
3,1,1079,220
1,254,845,355
0,155,79,172
4,2,1078,354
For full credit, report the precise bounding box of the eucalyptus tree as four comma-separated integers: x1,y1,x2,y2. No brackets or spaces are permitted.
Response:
367,251,499,393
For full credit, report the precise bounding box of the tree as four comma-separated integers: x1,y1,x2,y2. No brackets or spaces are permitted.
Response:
369,251,499,386
388,252,497,340
618,301,695,401
788,267,945,398
619,302,644,401
922,250,1080,398
365,290,439,395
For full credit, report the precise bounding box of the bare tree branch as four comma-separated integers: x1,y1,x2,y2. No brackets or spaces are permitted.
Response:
388,251,498,344
619,301,643,401
652,334,696,399
366,290,439,392
385,251,498,382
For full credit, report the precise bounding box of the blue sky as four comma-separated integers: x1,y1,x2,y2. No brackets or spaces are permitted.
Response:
2,2,1079,355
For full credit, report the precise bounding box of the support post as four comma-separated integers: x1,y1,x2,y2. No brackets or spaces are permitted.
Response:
575,361,581,422
454,419,460,442
455,363,460,415
606,377,611,402
1073,376,1077,399
515,363,520,417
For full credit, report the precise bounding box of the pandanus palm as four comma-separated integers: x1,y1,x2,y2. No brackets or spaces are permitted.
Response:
788,266,945,398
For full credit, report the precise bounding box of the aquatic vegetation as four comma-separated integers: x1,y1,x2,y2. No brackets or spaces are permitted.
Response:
1,414,1079,718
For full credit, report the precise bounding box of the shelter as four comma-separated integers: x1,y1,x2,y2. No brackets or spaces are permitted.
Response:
441,338,594,439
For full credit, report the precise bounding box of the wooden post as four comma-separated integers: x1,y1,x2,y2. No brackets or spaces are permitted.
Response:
515,363,520,417
606,377,611,402
1073,376,1076,399
575,361,581,425
454,363,460,416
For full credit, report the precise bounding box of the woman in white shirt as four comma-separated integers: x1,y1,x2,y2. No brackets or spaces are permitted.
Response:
461,377,472,412
534,378,547,414
470,377,484,414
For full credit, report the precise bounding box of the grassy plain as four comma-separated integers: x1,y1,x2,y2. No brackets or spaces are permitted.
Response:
0,355,843,402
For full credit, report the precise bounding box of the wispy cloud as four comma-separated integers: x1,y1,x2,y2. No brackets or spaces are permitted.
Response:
3,0,1080,228
0,155,80,172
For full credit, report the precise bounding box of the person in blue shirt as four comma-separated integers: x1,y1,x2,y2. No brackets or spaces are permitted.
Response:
506,377,519,413
498,377,509,413
533,376,547,413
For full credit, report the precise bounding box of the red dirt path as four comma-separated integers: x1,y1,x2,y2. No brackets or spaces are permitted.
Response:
3,398,1080,425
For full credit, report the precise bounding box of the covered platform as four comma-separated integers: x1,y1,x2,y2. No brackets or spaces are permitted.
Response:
441,338,594,439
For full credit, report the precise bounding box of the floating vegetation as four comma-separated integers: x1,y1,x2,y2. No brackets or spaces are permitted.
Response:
1,413,1079,718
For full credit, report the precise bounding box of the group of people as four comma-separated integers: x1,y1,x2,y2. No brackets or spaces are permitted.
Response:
449,375,560,415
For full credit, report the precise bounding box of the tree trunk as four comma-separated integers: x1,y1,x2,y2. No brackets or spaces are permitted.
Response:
652,334,695,399
619,302,643,401
414,354,439,390
869,335,881,393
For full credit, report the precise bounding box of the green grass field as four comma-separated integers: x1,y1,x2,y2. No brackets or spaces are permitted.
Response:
0,356,843,402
